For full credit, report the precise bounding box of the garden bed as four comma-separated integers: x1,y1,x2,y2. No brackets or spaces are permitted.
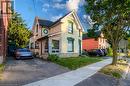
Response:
99,60,129,79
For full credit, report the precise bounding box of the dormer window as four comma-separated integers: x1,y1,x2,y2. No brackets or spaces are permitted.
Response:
68,21,73,34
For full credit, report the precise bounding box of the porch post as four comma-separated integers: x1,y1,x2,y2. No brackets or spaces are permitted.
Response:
48,38,52,54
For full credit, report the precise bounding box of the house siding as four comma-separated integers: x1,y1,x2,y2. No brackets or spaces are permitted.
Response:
0,0,11,63
82,38,98,51
82,37,109,51
30,11,83,58
60,14,82,57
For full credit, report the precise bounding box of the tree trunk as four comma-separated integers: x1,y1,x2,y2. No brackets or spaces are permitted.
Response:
111,44,118,65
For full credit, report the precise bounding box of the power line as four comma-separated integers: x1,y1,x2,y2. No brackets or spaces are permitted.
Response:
32,0,37,16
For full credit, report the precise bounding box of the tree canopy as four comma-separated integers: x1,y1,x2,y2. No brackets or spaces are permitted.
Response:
86,0,130,65
8,12,31,48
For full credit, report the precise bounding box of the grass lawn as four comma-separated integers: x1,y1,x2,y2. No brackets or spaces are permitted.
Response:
0,64,5,80
100,60,128,78
51,56,102,70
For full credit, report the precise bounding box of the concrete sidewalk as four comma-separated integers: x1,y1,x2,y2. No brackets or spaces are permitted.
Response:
24,59,112,86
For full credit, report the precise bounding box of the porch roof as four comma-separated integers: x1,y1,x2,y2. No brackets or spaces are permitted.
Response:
37,36,48,41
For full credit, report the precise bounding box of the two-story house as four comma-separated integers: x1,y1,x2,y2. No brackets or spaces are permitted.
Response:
82,32,109,51
30,10,84,59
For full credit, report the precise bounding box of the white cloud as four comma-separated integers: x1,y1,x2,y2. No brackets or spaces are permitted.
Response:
41,3,50,12
51,14,63,21
43,3,50,8
66,0,86,11
42,3,50,7
42,8,47,12
66,0,80,11
83,15,95,27
53,3,66,9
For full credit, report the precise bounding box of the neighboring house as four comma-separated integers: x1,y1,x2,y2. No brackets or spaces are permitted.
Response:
0,0,11,63
118,39,128,53
82,32,109,51
29,10,83,59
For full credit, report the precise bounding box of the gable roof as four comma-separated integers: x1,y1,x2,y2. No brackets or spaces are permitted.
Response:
38,19,54,27
35,10,84,31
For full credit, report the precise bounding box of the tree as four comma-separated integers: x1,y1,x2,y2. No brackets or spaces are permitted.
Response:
8,12,31,48
87,28,97,38
86,0,130,65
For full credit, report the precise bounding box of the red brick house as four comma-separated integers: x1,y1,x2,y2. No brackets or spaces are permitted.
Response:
0,0,11,63
82,32,109,51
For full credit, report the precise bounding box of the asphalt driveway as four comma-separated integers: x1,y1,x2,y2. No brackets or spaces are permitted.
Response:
0,57,70,86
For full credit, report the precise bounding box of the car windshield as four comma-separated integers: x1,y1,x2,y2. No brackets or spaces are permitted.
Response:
18,49,30,52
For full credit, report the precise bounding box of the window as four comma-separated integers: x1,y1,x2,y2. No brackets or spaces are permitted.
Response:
35,42,39,49
67,37,74,52
30,43,34,49
36,24,38,33
68,21,73,33
52,40,59,53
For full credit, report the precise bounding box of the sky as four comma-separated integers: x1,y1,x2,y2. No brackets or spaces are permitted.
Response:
15,0,91,32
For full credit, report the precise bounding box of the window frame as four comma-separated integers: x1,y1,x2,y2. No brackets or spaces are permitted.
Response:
67,37,74,52
68,21,73,34
36,24,38,33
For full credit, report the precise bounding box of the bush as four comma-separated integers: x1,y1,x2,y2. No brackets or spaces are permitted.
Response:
112,72,121,78
107,48,113,56
48,54,59,62
82,50,88,56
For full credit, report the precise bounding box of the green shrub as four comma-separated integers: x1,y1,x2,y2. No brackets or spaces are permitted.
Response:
112,72,121,78
107,47,113,56
48,54,59,62
82,50,88,56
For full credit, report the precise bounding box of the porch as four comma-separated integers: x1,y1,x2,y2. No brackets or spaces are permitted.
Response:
37,36,60,59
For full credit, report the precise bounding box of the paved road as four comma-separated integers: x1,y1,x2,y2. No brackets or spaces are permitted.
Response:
120,67,130,86
0,57,69,86
75,73,119,86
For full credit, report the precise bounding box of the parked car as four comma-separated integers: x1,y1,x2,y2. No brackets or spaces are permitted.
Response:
87,49,98,56
101,49,107,56
15,48,33,60
96,49,104,56
87,49,105,56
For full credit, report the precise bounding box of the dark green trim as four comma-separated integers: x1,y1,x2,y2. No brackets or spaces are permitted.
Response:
67,37,75,41
67,38,74,52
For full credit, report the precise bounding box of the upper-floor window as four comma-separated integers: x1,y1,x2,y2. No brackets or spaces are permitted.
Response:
36,24,38,33
68,21,73,34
